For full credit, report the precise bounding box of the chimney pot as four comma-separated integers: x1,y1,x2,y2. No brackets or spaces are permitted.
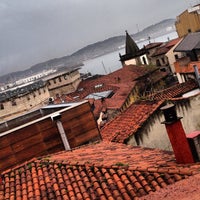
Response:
161,104,181,124
161,104,194,164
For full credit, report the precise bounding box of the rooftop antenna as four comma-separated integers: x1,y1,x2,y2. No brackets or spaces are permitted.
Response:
136,24,140,33
148,36,151,44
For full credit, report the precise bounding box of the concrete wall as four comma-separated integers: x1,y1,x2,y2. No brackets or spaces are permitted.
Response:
127,92,200,151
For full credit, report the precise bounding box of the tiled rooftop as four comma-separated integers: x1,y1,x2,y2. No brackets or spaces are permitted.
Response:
175,60,200,74
144,42,163,50
151,38,181,57
101,80,198,143
64,65,167,112
1,141,200,199
140,173,200,200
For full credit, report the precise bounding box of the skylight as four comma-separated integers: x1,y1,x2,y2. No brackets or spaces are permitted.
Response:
85,90,113,100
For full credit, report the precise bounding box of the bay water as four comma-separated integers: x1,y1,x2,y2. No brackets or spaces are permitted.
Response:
79,31,178,75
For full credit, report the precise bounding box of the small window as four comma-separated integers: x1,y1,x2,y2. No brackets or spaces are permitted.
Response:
174,54,179,60
0,103,4,110
59,77,62,82
11,100,17,106
53,79,57,84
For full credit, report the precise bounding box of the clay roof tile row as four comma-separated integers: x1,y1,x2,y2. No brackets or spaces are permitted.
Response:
1,142,200,199
101,80,198,143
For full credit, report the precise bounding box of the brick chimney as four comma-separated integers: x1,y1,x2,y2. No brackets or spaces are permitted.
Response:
161,104,194,164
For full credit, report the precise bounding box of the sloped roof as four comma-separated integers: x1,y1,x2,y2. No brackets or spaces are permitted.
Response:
1,141,200,199
101,80,198,143
174,32,200,52
165,37,182,49
140,173,200,200
144,42,163,50
125,31,139,56
66,65,167,111
151,38,182,57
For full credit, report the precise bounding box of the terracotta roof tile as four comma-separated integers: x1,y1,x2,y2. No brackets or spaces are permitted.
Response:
151,38,181,57
144,42,163,50
64,65,167,114
101,80,198,143
1,142,200,199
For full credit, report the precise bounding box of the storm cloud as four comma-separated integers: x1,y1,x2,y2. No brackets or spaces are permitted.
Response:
0,0,197,75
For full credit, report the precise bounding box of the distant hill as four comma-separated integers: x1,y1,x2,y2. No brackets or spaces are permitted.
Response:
0,18,176,83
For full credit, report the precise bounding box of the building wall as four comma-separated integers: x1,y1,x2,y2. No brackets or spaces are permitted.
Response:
124,58,137,65
165,39,183,73
127,93,200,151
0,85,50,121
47,70,81,96
151,55,169,67
175,8,200,37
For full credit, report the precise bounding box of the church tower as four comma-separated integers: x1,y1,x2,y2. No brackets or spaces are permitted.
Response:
119,31,141,66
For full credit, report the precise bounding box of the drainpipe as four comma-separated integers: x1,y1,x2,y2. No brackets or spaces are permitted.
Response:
193,65,200,88
161,104,194,164
51,113,71,151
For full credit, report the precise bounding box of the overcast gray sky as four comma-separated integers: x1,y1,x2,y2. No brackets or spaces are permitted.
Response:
0,0,199,75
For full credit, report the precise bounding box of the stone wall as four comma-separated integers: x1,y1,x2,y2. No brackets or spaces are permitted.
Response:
0,85,50,121
47,70,81,96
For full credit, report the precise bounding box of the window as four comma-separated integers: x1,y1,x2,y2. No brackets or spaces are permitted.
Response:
156,59,161,66
174,54,179,60
161,57,165,64
0,103,4,110
11,100,17,106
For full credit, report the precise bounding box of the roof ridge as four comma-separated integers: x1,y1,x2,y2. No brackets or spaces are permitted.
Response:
2,158,199,177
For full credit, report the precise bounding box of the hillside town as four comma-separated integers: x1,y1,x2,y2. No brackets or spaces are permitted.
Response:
0,4,200,200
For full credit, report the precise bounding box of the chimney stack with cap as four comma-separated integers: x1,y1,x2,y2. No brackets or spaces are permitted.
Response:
161,104,194,164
